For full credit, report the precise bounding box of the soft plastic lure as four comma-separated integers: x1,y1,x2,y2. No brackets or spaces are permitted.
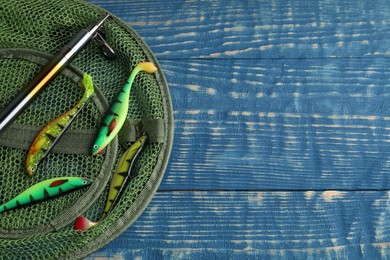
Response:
92,62,157,155
26,73,95,176
74,134,147,232
101,133,147,219
0,177,92,214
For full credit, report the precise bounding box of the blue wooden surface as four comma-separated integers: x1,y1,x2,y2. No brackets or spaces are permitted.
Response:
85,0,390,259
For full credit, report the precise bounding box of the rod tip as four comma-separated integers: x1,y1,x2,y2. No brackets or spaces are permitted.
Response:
101,13,111,22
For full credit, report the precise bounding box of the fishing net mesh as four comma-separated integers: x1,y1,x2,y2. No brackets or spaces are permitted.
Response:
0,0,172,259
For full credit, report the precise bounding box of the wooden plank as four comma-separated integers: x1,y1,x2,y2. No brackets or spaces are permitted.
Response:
87,0,390,59
86,191,390,259
158,58,390,191
82,1,390,260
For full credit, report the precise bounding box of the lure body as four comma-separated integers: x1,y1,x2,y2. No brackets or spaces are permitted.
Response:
100,134,147,219
74,134,147,232
92,62,157,155
26,73,95,176
0,177,92,213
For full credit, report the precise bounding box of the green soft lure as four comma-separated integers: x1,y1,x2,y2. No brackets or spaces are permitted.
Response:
100,133,148,220
0,177,92,214
92,62,157,155
26,73,95,176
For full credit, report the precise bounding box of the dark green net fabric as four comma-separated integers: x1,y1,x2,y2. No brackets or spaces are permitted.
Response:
0,0,173,259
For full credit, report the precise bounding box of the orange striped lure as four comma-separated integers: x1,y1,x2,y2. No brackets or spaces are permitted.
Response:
92,62,157,155
0,177,92,214
26,73,95,177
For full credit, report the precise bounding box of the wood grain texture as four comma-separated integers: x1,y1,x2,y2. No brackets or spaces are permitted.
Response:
84,0,390,259
91,0,390,59
86,191,390,259
159,58,390,191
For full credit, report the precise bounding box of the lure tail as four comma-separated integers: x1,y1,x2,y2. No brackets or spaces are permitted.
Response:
74,215,98,231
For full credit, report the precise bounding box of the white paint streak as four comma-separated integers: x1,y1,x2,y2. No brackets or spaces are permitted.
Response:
176,32,197,37
247,192,263,207
256,92,264,98
258,112,276,117
224,26,246,32
210,53,221,57
224,48,255,56
186,110,201,115
229,91,248,99
206,88,217,95
305,191,315,201
322,191,345,202
259,45,273,51
242,111,252,116
185,84,201,91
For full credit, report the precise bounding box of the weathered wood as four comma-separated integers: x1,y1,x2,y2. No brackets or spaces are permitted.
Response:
159,58,390,191
87,191,390,259
84,0,390,259
90,0,390,59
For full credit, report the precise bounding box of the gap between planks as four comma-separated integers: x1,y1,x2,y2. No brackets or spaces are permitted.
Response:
156,56,390,61
156,189,390,192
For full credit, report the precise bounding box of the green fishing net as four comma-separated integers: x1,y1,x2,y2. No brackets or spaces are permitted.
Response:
0,0,173,259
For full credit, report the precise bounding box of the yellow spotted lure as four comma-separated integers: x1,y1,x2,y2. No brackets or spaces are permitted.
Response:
101,133,147,219
26,73,95,176
92,62,157,155
74,134,148,231
0,177,92,214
